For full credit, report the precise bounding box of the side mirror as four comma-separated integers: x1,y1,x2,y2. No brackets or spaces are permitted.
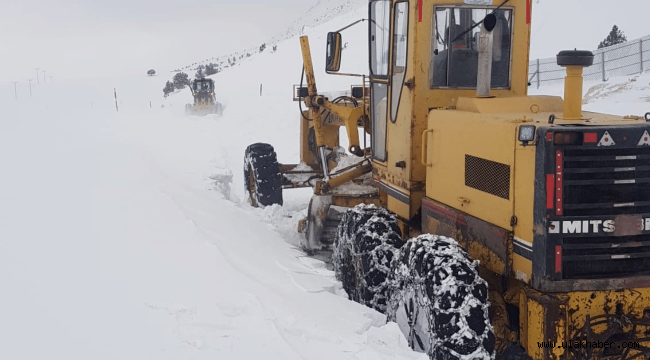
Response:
326,32,342,72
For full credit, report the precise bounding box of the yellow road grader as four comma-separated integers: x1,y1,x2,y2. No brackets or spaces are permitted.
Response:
185,78,223,116
244,0,650,359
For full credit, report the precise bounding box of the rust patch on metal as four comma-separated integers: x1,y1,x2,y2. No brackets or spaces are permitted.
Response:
421,197,509,275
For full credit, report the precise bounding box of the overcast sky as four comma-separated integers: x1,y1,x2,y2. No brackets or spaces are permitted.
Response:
2,0,650,84
530,0,650,59
0,0,317,83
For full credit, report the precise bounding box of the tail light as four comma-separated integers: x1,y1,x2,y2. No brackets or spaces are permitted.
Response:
554,131,583,146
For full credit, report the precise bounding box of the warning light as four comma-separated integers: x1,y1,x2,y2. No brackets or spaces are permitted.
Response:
553,132,583,146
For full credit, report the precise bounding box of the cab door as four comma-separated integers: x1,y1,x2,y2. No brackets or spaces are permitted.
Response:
369,0,391,163
369,0,414,219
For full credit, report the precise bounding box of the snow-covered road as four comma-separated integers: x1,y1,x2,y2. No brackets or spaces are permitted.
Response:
0,75,425,359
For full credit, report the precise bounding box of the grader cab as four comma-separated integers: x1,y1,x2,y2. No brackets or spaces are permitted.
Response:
244,0,650,359
185,78,223,116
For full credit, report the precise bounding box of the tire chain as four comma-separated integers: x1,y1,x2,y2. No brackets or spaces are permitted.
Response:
387,234,495,360
333,204,402,313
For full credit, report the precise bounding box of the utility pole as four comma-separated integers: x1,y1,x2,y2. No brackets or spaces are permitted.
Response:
49,76,54,82
35,68,40,84
27,79,33,97
11,82,18,100
43,70,46,82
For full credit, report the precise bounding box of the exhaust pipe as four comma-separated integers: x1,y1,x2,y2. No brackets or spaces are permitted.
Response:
557,50,595,120
477,14,497,97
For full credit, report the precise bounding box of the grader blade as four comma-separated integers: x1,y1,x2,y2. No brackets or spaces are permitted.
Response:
301,195,344,251
186,78,221,117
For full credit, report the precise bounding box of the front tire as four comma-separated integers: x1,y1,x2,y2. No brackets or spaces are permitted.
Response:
388,234,495,360
333,204,403,313
244,143,283,207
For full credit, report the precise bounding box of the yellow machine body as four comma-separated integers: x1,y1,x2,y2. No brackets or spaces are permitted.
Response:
284,0,650,358
186,78,222,116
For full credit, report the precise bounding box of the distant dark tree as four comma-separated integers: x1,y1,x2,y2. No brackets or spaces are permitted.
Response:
598,25,628,49
259,43,266,53
197,64,205,70
246,53,251,58
272,45,277,52
147,69,156,76
172,72,190,89
195,68,205,79
205,63,218,76
163,81,175,97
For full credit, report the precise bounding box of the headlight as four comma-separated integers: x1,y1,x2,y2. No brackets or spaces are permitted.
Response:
518,125,536,143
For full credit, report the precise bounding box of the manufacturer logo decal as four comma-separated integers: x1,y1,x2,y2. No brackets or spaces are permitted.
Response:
598,131,615,146
549,218,650,234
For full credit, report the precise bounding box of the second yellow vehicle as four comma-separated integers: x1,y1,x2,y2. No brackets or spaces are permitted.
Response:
185,78,223,116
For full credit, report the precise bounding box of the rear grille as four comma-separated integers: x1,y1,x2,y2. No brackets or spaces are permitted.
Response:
560,146,650,279
562,234,650,279
562,147,650,216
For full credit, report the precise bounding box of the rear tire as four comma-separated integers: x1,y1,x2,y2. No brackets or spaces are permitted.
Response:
387,234,495,360
244,143,283,207
333,204,402,313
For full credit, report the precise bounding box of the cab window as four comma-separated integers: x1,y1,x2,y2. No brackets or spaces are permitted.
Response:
431,7,512,88
390,2,409,123
370,0,391,77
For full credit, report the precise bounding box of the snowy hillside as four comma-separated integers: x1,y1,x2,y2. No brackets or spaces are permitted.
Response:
269,0,368,42
173,0,368,74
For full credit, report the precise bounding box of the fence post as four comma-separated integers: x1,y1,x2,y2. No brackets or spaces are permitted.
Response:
114,88,119,112
536,59,540,89
641,39,645,74
601,52,607,82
